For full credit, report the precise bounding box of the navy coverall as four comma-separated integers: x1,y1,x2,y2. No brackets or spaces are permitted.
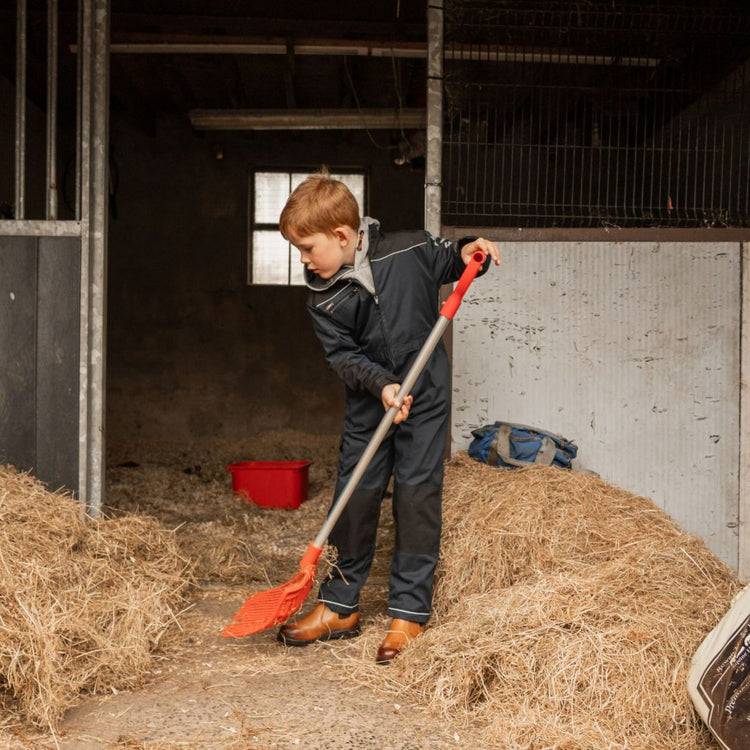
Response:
305,221,488,623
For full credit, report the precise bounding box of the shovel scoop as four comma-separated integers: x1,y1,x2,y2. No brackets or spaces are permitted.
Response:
222,250,487,638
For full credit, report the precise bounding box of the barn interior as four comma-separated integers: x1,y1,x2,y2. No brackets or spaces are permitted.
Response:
1,0,748,474
2,2,750,746
1,0,434,452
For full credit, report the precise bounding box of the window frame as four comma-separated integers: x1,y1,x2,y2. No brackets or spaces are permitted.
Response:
247,167,369,286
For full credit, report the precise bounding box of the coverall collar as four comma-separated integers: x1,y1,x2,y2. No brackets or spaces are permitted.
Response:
304,217,379,296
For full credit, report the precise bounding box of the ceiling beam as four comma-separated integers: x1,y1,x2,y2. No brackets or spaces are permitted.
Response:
188,107,427,130
104,38,428,58
94,37,660,67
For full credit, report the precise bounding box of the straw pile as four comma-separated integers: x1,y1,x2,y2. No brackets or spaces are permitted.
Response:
0,465,192,731
106,432,340,584
371,453,740,749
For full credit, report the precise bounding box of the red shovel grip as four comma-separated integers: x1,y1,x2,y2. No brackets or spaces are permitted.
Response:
440,250,486,320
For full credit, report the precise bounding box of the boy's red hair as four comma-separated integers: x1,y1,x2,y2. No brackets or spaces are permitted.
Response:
279,172,360,240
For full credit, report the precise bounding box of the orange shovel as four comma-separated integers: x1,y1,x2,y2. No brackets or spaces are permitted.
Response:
222,250,487,638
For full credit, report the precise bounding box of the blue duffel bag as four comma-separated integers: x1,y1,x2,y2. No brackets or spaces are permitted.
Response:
468,421,577,469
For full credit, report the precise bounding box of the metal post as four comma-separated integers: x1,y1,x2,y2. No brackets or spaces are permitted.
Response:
741,240,750,582
425,0,443,236
75,0,84,220
14,0,27,220
78,0,92,511
78,0,110,517
46,0,59,219
86,0,110,517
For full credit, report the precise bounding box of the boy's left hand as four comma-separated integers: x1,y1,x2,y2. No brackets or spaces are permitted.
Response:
382,383,413,424
462,237,501,267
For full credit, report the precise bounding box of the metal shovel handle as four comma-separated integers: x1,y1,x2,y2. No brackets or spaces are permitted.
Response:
313,250,487,548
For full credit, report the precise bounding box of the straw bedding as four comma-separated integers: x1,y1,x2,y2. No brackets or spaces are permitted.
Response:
0,465,192,731
1,432,741,748
105,432,340,585
366,453,741,749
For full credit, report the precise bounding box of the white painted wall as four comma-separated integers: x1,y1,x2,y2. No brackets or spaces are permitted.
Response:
451,241,741,571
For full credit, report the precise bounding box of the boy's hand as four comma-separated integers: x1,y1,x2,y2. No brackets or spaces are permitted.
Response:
462,237,501,267
382,384,413,424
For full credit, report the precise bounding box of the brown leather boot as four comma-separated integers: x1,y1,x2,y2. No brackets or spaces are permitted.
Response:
277,602,360,646
375,618,425,664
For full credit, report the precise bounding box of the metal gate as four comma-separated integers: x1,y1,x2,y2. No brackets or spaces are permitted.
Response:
0,0,109,515
442,0,750,228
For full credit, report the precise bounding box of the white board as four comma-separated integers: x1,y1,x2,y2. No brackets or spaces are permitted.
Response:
452,241,740,569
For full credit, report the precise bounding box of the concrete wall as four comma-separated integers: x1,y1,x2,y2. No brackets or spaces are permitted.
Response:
105,114,426,443
451,238,743,571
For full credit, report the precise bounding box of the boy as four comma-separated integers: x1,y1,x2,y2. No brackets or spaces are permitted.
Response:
277,172,500,663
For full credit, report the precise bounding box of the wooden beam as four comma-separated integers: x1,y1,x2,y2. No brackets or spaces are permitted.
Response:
188,107,426,130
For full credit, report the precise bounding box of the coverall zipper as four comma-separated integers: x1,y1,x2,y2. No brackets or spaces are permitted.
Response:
373,294,397,372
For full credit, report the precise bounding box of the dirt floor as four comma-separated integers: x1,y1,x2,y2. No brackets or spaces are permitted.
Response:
54,588,482,749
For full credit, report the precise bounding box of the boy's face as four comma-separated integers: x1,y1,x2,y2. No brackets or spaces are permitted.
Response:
291,227,355,280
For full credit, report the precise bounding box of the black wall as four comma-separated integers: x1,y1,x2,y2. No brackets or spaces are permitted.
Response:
106,114,426,443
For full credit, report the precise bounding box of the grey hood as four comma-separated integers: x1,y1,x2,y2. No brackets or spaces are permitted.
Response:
304,217,379,296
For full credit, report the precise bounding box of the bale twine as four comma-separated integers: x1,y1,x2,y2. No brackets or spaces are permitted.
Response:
376,454,740,749
0,465,192,731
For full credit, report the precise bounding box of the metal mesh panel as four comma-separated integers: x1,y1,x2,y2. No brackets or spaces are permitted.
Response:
443,1,750,227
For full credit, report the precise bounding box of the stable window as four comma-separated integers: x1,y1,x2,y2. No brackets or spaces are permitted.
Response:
248,169,367,285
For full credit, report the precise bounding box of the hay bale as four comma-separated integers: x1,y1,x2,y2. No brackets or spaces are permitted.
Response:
0,465,192,731
377,454,740,749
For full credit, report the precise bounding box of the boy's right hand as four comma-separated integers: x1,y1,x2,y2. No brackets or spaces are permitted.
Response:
382,384,413,424
461,237,501,267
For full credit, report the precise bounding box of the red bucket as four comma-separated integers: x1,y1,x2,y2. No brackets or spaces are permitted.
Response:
226,460,312,509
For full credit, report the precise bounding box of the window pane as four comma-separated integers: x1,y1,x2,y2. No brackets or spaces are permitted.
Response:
291,172,309,192
250,169,366,286
254,172,290,223
336,174,365,216
289,255,306,286
252,231,290,284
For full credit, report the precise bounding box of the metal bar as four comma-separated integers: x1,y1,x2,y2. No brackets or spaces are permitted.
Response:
666,90,675,220
740,240,750,581
490,85,498,219
440,226,750,242
686,114,694,218
551,87,559,220
472,83,480,220
75,0,83,219
539,84,557,223
509,76,517,219
424,0,442,236
535,85,543,223
14,0,27,220
93,40,662,67
702,113,710,217
82,0,110,517
444,85,454,220
576,134,582,222
640,89,650,219
745,65,749,220
46,0,59,219
743,118,749,220
0,220,81,236
657,83,666,220
188,108,427,131
718,113,727,220
77,0,92,508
